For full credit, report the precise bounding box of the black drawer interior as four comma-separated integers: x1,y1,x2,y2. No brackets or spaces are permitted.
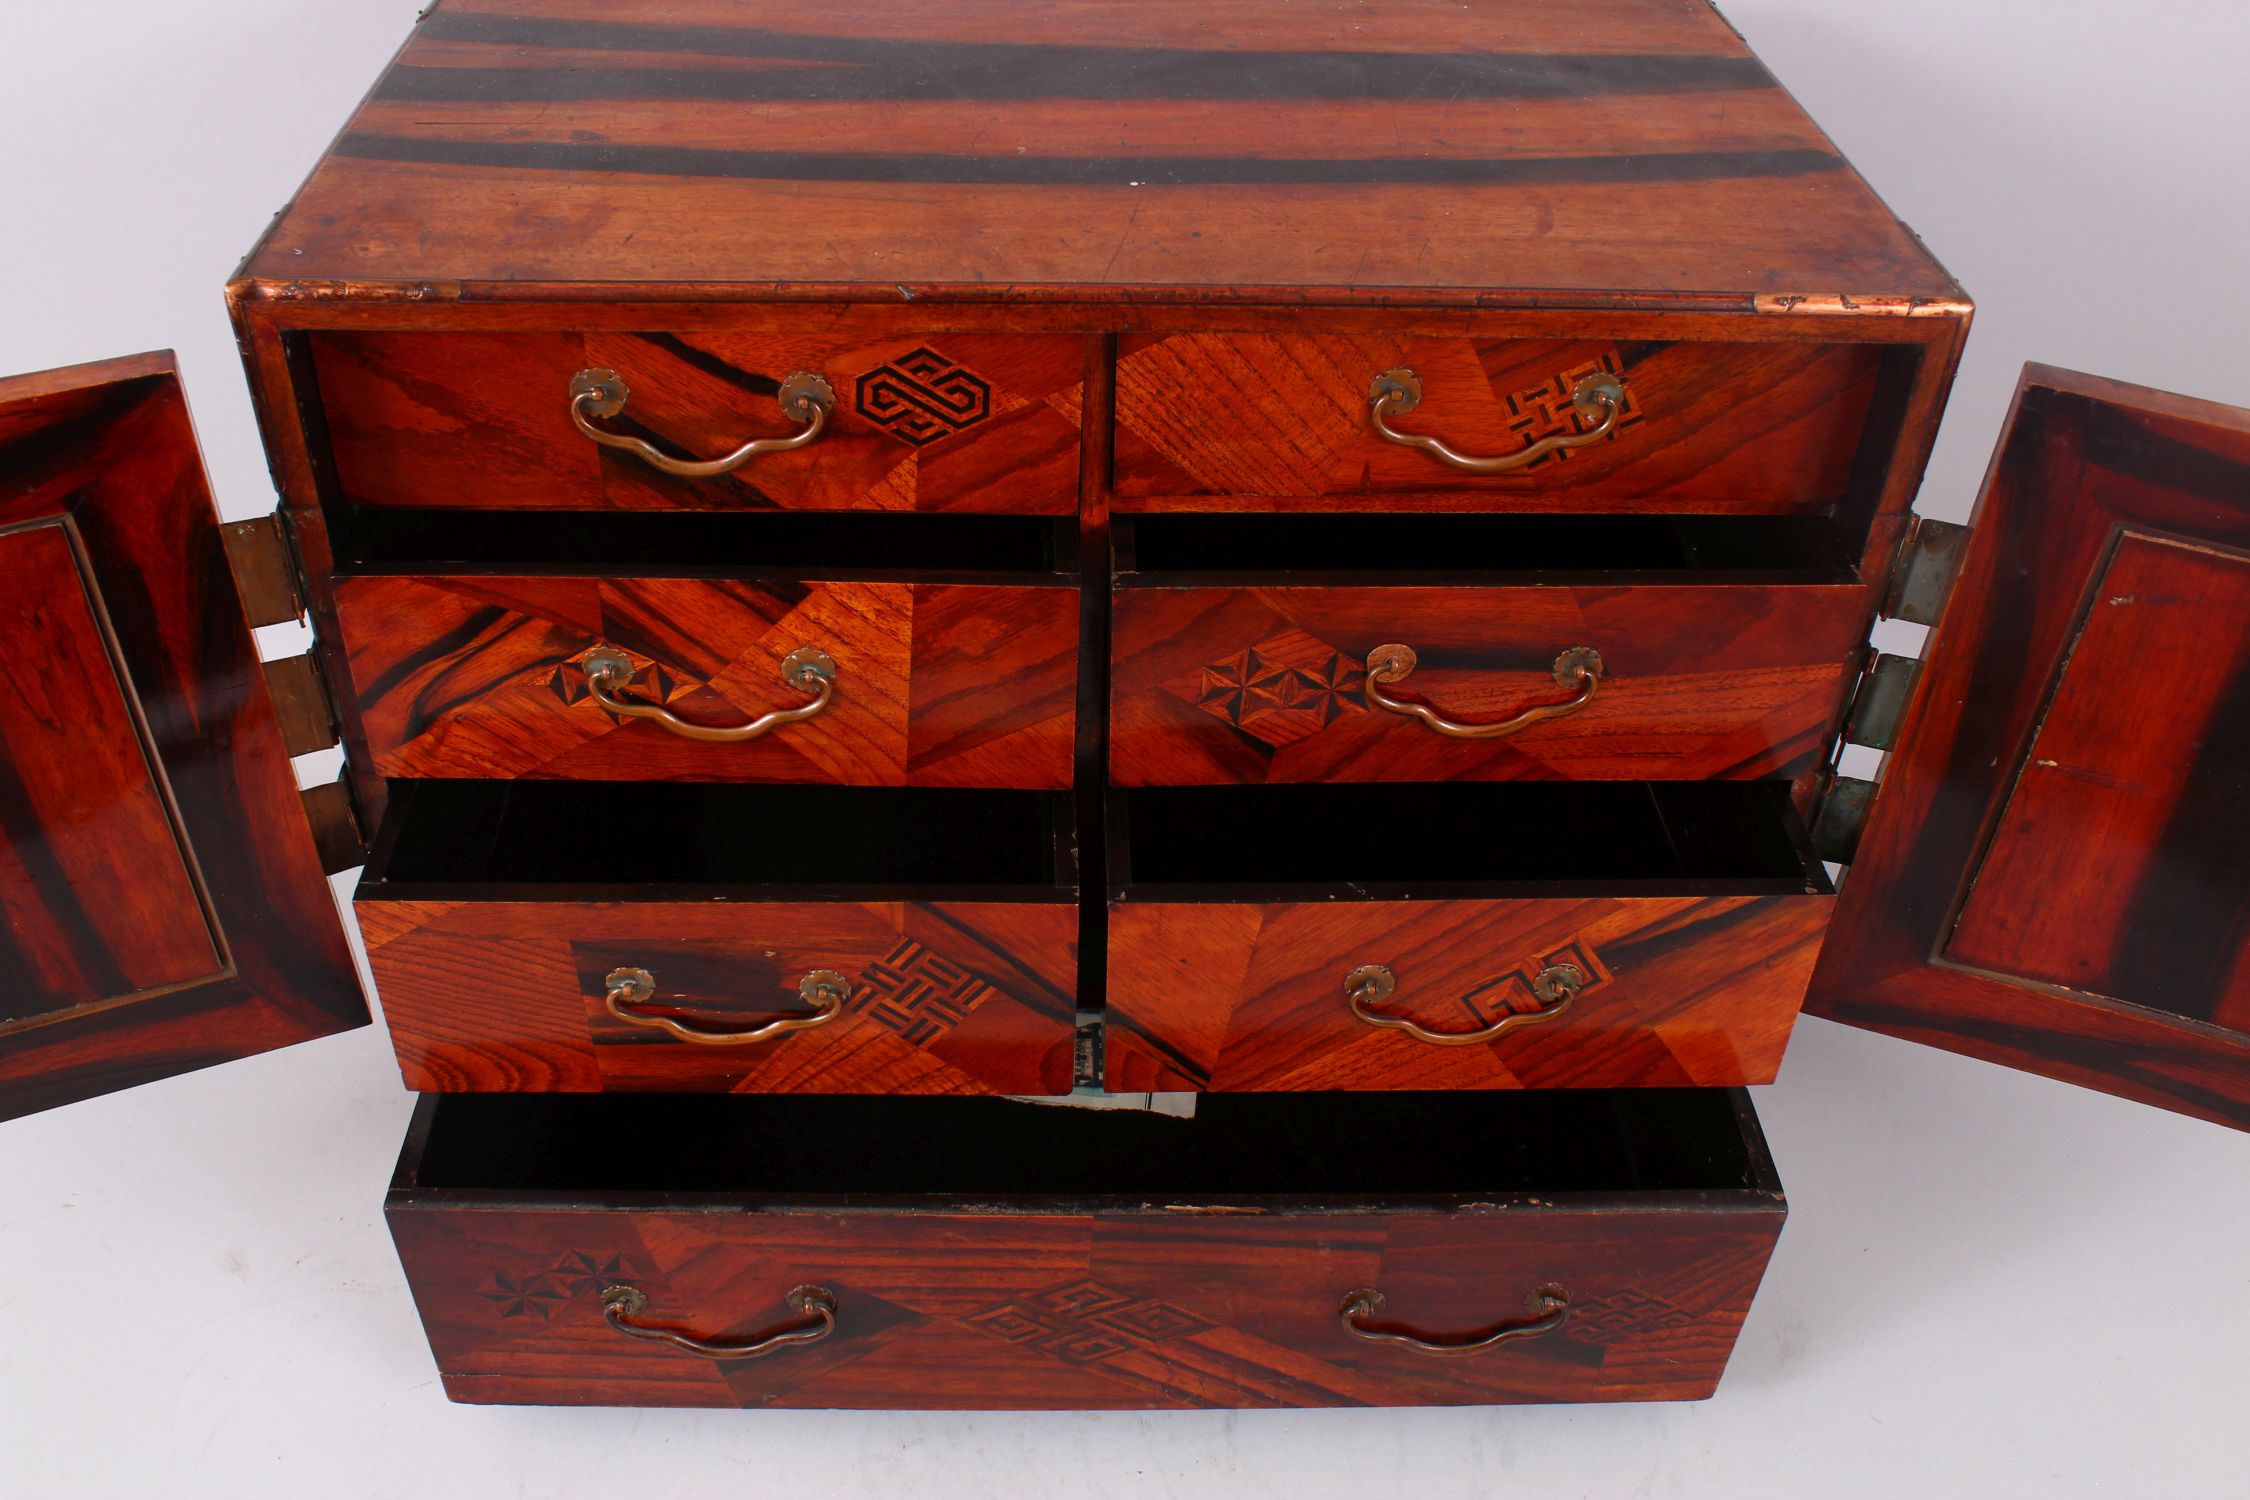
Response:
1115,512,1857,584
398,1087,1779,1206
358,780,1077,900
1112,781,1828,900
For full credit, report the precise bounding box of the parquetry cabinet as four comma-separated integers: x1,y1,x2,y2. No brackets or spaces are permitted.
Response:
4,0,2246,1411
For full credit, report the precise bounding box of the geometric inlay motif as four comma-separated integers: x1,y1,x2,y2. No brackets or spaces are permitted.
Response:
1452,936,1611,1030
1501,349,1643,468
478,1250,639,1320
549,650,676,711
855,346,993,446
849,938,996,1046
1561,1287,1698,1342
961,1278,1216,1365
1176,626,1367,750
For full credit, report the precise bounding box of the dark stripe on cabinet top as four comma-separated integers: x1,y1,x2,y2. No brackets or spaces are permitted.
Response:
334,134,1842,190
402,15,1775,103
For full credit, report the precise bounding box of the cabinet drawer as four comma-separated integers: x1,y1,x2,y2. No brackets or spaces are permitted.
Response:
311,331,1086,514
356,783,1078,1095
1112,333,1884,512
388,1090,1785,1409
1105,783,1831,1092
332,515,1078,789
1112,514,1865,785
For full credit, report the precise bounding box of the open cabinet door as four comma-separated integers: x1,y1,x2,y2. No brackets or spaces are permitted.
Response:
0,353,366,1121
1807,364,2250,1129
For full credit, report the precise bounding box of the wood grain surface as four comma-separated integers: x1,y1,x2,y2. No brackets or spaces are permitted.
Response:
1809,365,2250,1129
359,898,1078,1094
0,355,364,1120
313,330,1086,513
235,0,1961,305
1111,581,1866,785
335,575,1079,788
1106,894,1831,1091
1112,335,1881,510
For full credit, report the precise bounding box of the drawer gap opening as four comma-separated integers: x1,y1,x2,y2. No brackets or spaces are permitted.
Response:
358,780,1076,898
1112,781,1826,898
399,1088,1773,1202
333,506,1075,580
1115,513,1856,584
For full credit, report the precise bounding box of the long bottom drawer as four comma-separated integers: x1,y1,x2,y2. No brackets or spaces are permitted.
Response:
388,1090,1785,1409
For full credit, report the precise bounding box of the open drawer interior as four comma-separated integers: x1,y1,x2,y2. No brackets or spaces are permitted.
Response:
1112,781,1829,901
358,780,1077,900
398,1087,1778,1206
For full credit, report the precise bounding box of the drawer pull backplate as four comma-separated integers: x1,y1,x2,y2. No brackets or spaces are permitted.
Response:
1368,367,1626,473
568,367,835,477
581,646,836,744
1364,644,1603,739
600,1283,838,1360
1346,961,1584,1046
1340,1285,1570,1356
603,966,849,1046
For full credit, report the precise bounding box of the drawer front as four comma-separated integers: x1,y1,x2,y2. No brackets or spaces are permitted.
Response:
312,331,1086,514
1112,334,1882,511
336,575,1078,788
390,1206,1778,1409
359,900,1078,1095
1111,583,1865,785
1105,895,1831,1091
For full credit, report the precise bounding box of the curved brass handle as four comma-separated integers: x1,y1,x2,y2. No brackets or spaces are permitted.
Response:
1345,962,1584,1046
600,1283,837,1360
1364,644,1602,739
581,646,836,744
1340,1285,1569,1356
1368,367,1626,473
604,966,849,1046
568,367,836,478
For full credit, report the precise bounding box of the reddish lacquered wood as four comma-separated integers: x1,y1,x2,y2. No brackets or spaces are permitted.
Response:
236,0,1961,307
387,1091,1785,1409
334,575,1079,788
1112,335,1881,511
1809,366,2250,1129
359,899,1077,1095
0,354,364,1121
312,331,1086,513
1111,581,1866,786
1106,894,1830,1092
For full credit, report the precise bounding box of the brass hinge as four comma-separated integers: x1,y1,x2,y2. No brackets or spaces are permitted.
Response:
300,768,370,875
262,652,339,758
1810,773,1876,865
1840,651,1923,752
220,513,307,628
1882,516,1970,626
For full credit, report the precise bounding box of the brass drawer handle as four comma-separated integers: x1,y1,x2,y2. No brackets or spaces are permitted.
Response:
568,367,836,477
1368,367,1626,473
1345,962,1584,1046
1364,645,1603,739
581,646,836,743
604,966,849,1046
1340,1285,1570,1356
600,1283,837,1360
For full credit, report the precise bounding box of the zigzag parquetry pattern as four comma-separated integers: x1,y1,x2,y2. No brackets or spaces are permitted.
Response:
336,574,1077,788
1105,895,1833,1092
313,330,1086,514
391,1207,1783,1409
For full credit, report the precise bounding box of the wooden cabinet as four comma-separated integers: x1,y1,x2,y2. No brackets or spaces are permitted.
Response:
5,0,2248,1413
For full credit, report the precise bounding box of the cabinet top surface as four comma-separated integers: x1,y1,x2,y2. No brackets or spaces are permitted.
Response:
238,0,1960,308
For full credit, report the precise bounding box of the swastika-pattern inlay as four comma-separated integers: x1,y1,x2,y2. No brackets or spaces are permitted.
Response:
962,1278,1216,1365
1453,938,1611,1029
851,938,995,1045
855,347,993,445
1501,350,1643,466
